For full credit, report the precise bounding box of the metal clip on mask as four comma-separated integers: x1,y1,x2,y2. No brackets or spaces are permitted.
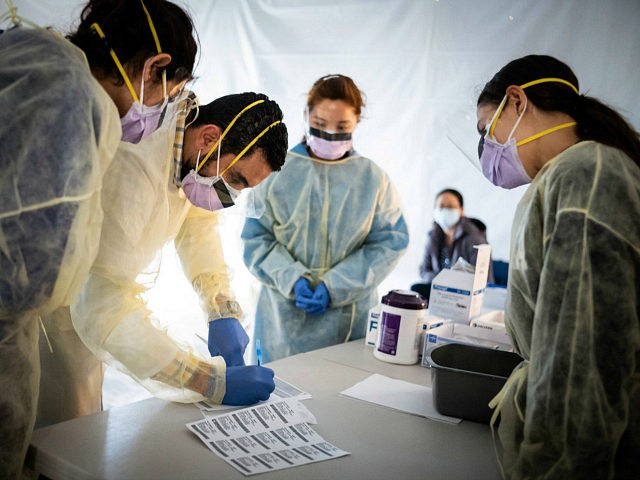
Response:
181,99,281,212
478,77,579,189
90,0,168,144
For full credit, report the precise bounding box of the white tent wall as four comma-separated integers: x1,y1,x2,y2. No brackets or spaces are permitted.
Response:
9,0,640,343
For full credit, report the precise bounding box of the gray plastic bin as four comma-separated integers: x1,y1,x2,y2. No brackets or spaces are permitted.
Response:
426,343,523,423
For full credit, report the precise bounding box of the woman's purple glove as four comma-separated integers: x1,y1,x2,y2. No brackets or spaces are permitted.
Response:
208,317,249,366
223,365,275,405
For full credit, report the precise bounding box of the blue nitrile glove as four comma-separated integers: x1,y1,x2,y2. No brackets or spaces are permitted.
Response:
293,277,320,313
208,317,249,367
293,277,314,303
223,365,276,405
304,282,330,315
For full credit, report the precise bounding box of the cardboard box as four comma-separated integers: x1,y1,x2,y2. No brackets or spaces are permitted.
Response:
427,244,491,323
421,321,513,367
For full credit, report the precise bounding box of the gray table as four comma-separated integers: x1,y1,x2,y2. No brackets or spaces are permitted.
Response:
28,341,501,480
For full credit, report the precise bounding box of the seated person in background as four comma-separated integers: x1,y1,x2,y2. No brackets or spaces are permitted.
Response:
411,188,493,301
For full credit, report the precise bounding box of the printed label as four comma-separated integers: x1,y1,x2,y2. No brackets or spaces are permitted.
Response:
377,311,401,355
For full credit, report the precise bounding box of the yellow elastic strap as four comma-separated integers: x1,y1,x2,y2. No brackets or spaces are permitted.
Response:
489,77,579,138
196,99,266,172
90,22,139,102
139,0,162,54
221,120,282,176
139,0,167,97
520,77,579,95
516,121,577,147
488,96,508,138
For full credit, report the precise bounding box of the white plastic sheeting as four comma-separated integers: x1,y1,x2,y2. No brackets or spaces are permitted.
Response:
9,0,640,329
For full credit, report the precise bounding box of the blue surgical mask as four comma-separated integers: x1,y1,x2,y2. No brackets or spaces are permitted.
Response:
433,208,461,230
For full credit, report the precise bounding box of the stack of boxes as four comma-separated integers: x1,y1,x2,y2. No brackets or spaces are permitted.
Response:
366,244,512,366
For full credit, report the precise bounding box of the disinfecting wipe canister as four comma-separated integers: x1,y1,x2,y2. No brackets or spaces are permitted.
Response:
374,290,427,365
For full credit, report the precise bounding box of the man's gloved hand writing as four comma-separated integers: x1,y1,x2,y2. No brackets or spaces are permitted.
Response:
223,365,275,405
208,317,249,366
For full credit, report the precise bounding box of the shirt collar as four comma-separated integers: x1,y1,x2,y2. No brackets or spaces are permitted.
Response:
172,89,199,187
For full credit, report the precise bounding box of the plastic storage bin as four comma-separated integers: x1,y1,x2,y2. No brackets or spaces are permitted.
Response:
426,343,523,423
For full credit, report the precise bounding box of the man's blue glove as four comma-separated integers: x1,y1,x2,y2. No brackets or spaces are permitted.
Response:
223,365,275,405
208,317,249,366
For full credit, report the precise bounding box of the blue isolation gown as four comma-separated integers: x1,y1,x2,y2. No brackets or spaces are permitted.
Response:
242,143,409,362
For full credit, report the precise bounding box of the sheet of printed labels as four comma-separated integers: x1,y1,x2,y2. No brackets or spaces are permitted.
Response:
186,399,350,475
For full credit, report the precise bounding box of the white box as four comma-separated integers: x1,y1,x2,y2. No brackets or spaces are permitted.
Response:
421,321,513,367
427,244,491,323
483,285,508,311
470,310,506,335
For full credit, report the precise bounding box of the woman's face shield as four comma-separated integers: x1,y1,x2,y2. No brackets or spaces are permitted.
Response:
444,102,501,174
444,107,485,173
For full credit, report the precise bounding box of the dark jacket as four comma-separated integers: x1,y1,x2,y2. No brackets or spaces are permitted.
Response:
419,216,494,283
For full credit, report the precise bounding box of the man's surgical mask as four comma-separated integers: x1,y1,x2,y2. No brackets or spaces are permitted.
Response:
121,73,169,143
433,208,461,230
306,126,352,160
181,147,239,211
180,99,281,212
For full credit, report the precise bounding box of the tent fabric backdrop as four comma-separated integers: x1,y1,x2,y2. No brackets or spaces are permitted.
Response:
10,0,640,340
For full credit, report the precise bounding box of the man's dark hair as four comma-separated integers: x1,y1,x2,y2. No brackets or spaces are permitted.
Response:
189,92,288,171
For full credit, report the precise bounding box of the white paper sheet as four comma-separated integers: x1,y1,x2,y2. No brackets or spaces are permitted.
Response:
187,399,349,476
340,373,462,424
196,376,312,413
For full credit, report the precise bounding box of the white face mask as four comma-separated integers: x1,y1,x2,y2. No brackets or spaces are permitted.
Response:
433,207,461,230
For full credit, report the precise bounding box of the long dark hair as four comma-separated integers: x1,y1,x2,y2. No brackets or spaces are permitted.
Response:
68,0,198,84
478,55,640,167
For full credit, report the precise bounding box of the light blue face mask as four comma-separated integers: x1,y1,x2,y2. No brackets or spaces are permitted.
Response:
433,207,460,230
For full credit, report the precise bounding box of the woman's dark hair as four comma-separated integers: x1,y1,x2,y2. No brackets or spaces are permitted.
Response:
478,54,640,166
307,74,366,117
188,92,289,172
67,0,198,84
435,188,464,208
